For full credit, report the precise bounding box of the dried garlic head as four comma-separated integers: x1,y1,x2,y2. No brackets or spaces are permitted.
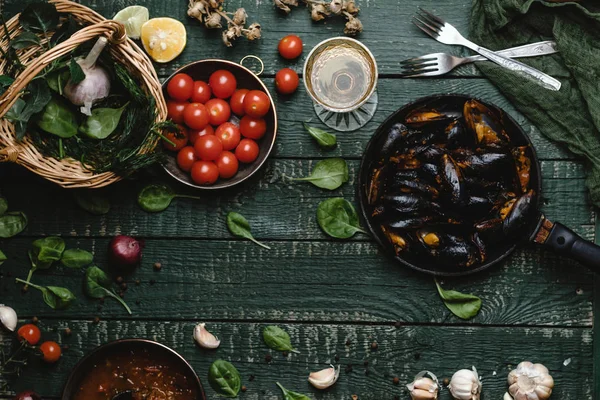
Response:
406,371,439,400
448,367,482,400
205,13,222,29
507,361,554,400
344,15,363,36
329,0,343,15
311,4,330,21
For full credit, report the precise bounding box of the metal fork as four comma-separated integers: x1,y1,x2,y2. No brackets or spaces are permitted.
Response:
400,41,558,77
412,8,561,91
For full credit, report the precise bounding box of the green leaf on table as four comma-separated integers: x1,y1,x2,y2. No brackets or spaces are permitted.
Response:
263,326,299,353
0,197,8,216
304,122,336,150
208,360,241,398
84,266,132,314
15,279,76,310
0,211,27,238
435,280,481,320
316,198,366,239
37,97,78,138
74,191,111,215
137,184,201,213
61,248,93,269
31,236,65,270
226,212,271,250
276,382,311,400
290,158,348,190
19,2,60,34
10,31,40,49
68,58,85,85
0,250,7,266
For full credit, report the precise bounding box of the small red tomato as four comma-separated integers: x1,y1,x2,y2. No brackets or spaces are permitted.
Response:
243,90,271,118
191,161,219,185
177,146,196,172
39,341,61,363
12,391,41,400
166,100,188,124
163,125,188,152
191,80,212,103
183,103,210,130
275,68,300,95
239,116,267,140
205,98,231,126
209,70,237,99
216,151,239,179
194,135,223,161
167,73,194,101
215,122,241,151
17,324,41,345
230,89,249,116
278,35,303,60
188,125,215,145
235,139,260,163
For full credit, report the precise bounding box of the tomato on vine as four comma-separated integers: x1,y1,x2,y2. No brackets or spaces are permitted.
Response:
17,324,41,345
40,341,61,363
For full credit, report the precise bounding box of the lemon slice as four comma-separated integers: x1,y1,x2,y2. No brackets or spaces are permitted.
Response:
140,18,187,63
113,6,149,40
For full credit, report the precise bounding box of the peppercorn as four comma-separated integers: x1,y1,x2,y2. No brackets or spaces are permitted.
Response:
32,316,39,324
153,262,162,271
116,276,124,284
394,321,401,328
135,300,141,305
241,386,247,392
443,378,450,386
135,279,141,286
120,283,128,291
21,285,28,294
282,351,288,357
119,292,125,298
351,395,358,400
63,344,70,351
345,364,353,374
345,339,351,346
150,279,156,286
265,354,272,363
93,316,100,324
394,396,400,400
363,360,369,366
371,341,378,351
99,298,105,304
334,355,340,362
64,327,72,336
6,271,11,277
364,369,369,376
414,352,420,360
393,377,399,385
249,375,255,382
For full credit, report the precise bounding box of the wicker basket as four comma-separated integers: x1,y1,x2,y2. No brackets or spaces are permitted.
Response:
0,0,167,188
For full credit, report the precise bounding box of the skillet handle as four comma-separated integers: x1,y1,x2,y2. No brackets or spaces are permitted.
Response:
542,222,600,272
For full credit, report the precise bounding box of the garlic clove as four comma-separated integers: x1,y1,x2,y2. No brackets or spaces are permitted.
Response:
448,367,482,400
193,323,220,349
0,304,17,332
308,365,340,389
406,371,439,400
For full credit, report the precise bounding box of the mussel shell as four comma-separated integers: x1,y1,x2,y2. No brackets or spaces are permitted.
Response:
380,122,409,157
381,226,410,256
381,194,443,215
454,149,513,177
445,119,473,148
440,154,466,204
417,230,478,267
503,190,535,234
413,143,446,162
463,99,510,146
512,146,532,193
388,179,440,199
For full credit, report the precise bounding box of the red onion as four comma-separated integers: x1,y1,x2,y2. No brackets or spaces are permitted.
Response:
13,392,41,400
109,235,144,268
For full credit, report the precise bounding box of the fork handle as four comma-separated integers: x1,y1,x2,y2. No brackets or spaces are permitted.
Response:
466,41,558,63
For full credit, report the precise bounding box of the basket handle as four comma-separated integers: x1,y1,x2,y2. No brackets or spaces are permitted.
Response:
0,20,127,118
0,146,20,163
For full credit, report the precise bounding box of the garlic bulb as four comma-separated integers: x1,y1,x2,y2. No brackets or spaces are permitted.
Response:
308,365,340,389
0,304,17,332
507,361,554,400
448,367,482,400
193,323,220,349
406,371,439,400
504,393,514,400
64,37,111,115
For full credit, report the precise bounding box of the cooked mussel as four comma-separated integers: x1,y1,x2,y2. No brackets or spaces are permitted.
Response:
387,179,439,199
464,99,510,146
420,163,442,185
413,143,446,162
512,146,532,193
405,108,447,125
417,230,478,267
381,194,443,215
454,149,513,178
381,226,410,256
440,154,466,204
503,190,535,234
380,122,409,157
368,166,383,205
389,153,421,170
445,119,472,148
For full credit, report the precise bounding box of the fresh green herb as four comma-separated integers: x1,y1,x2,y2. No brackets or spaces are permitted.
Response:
61,248,93,269
0,197,8,215
304,122,337,150
290,158,348,190
0,250,6,266
80,103,128,140
25,236,66,284
15,278,76,310
46,69,69,94
137,184,202,213
74,191,111,215
208,360,241,398
0,211,27,238
435,280,481,320
316,198,366,239
226,212,271,250
18,2,60,36
68,58,85,85
5,80,52,140
10,32,40,50
276,382,311,400
84,266,132,314
5,99,28,139
36,96,78,138
0,75,15,92
263,326,299,353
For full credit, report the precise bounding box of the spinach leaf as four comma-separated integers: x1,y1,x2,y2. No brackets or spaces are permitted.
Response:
37,97,78,138
80,103,128,140
137,184,201,213
84,266,132,314
0,211,27,238
226,212,271,250
6,99,29,139
316,198,366,239
26,79,52,115
69,58,85,85
276,383,311,400
46,69,70,94
0,75,15,92
61,248,93,269
15,278,76,310
31,236,65,270
0,250,6,266
11,32,40,49
74,191,111,215
263,326,299,353
19,3,60,34
0,197,8,215
291,158,348,190
435,280,481,320
50,16,80,46
208,360,241,398
304,123,336,150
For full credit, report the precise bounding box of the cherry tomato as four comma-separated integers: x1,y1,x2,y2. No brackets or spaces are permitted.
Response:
183,103,210,130
163,125,188,152
278,35,303,60
191,80,212,104
243,90,271,118
39,341,61,363
194,135,223,161
17,324,41,345
235,139,260,163
177,146,196,172
209,70,237,99
215,122,241,151
191,161,219,185
230,89,249,116
205,98,231,126
166,100,188,124
167,73,194,101
188,125,215,145
216,151,239,179
12,391,41,400
275,68,300,95
239,116,267,140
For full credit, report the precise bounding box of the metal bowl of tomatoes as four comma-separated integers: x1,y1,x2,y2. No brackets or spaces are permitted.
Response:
161,59,277,189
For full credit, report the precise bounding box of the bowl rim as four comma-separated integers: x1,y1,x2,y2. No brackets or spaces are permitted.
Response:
161,59,278,190
61,338,206,400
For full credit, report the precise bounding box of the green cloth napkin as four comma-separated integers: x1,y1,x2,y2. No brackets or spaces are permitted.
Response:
469,0,600,207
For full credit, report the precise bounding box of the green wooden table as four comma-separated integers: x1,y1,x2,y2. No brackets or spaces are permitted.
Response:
0,0,597,398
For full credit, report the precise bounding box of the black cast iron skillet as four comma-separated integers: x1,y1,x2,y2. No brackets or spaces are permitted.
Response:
358,94,600,276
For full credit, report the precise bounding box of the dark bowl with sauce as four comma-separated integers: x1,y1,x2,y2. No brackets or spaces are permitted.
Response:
62,339,206,400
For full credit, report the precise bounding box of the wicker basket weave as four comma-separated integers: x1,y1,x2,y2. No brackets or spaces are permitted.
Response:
0,0,167,188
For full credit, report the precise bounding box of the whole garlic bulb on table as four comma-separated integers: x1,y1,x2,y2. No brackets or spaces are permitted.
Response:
507,361,554,400
448,367,482,400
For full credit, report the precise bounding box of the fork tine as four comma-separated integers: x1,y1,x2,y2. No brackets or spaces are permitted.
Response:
415,9,444,30
412,17,439,39
400,56,437,65
400,68,441,78
401,64,438,74
400,61,438,71
418,8,445,25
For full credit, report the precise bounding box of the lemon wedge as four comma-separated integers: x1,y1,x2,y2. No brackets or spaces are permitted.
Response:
140,18,187,63
113,6,149,40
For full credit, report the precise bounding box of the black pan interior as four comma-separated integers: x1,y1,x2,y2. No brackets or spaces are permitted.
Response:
357,94,542,276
